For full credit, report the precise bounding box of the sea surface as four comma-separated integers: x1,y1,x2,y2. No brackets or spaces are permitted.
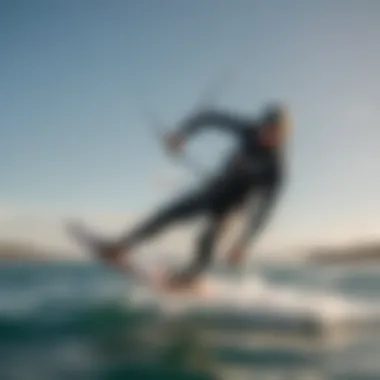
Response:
0,259,379,380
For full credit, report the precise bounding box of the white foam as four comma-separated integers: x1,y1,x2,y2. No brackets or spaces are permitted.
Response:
127,274,380,331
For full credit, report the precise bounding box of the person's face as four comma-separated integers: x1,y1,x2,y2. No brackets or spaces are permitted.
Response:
259,122,288,147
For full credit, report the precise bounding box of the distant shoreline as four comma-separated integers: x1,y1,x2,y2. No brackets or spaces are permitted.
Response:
0,242,80,262
1,240,380,265
307,241,380,265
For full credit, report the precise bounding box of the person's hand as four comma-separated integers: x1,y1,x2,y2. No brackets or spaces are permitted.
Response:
163,131,186,154
226,244,246,267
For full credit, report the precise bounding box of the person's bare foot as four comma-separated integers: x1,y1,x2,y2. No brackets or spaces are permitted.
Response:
96,241,128,268
67,220,131,269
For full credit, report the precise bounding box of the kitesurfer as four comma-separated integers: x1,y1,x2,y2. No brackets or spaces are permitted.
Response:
94,102,291,289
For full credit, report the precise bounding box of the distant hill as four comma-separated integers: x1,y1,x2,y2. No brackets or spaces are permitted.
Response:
0,241,72,261
1,239,380,265
308,241,380,265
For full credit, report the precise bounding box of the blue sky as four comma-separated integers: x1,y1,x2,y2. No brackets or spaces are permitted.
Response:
1,0,380,250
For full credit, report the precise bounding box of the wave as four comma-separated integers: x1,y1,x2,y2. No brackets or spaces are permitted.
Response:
127,274,380,335
0,262,380,343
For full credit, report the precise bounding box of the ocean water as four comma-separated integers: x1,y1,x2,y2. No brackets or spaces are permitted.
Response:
0,260,379,380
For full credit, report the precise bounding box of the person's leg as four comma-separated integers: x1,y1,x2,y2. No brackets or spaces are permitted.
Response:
117,190,209,251
171,211,226,284
170,178,254,285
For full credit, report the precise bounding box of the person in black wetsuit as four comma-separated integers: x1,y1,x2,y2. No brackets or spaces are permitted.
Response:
98,102,291,289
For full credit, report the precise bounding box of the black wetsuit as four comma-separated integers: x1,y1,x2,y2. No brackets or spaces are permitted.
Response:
120,110,284,281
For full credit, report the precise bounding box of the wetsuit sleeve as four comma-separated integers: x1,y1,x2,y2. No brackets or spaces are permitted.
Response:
179,110,247,137
236,184,280,249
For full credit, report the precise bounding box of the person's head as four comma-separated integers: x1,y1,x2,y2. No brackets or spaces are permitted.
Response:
257,103,292,148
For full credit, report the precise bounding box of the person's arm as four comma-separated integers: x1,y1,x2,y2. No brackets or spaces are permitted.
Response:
164,109,249,153
179,109,248,138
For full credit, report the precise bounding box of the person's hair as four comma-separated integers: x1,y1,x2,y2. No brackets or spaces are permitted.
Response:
260,103,288,125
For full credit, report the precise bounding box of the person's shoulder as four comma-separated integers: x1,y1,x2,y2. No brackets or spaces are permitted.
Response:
242,120,260,135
